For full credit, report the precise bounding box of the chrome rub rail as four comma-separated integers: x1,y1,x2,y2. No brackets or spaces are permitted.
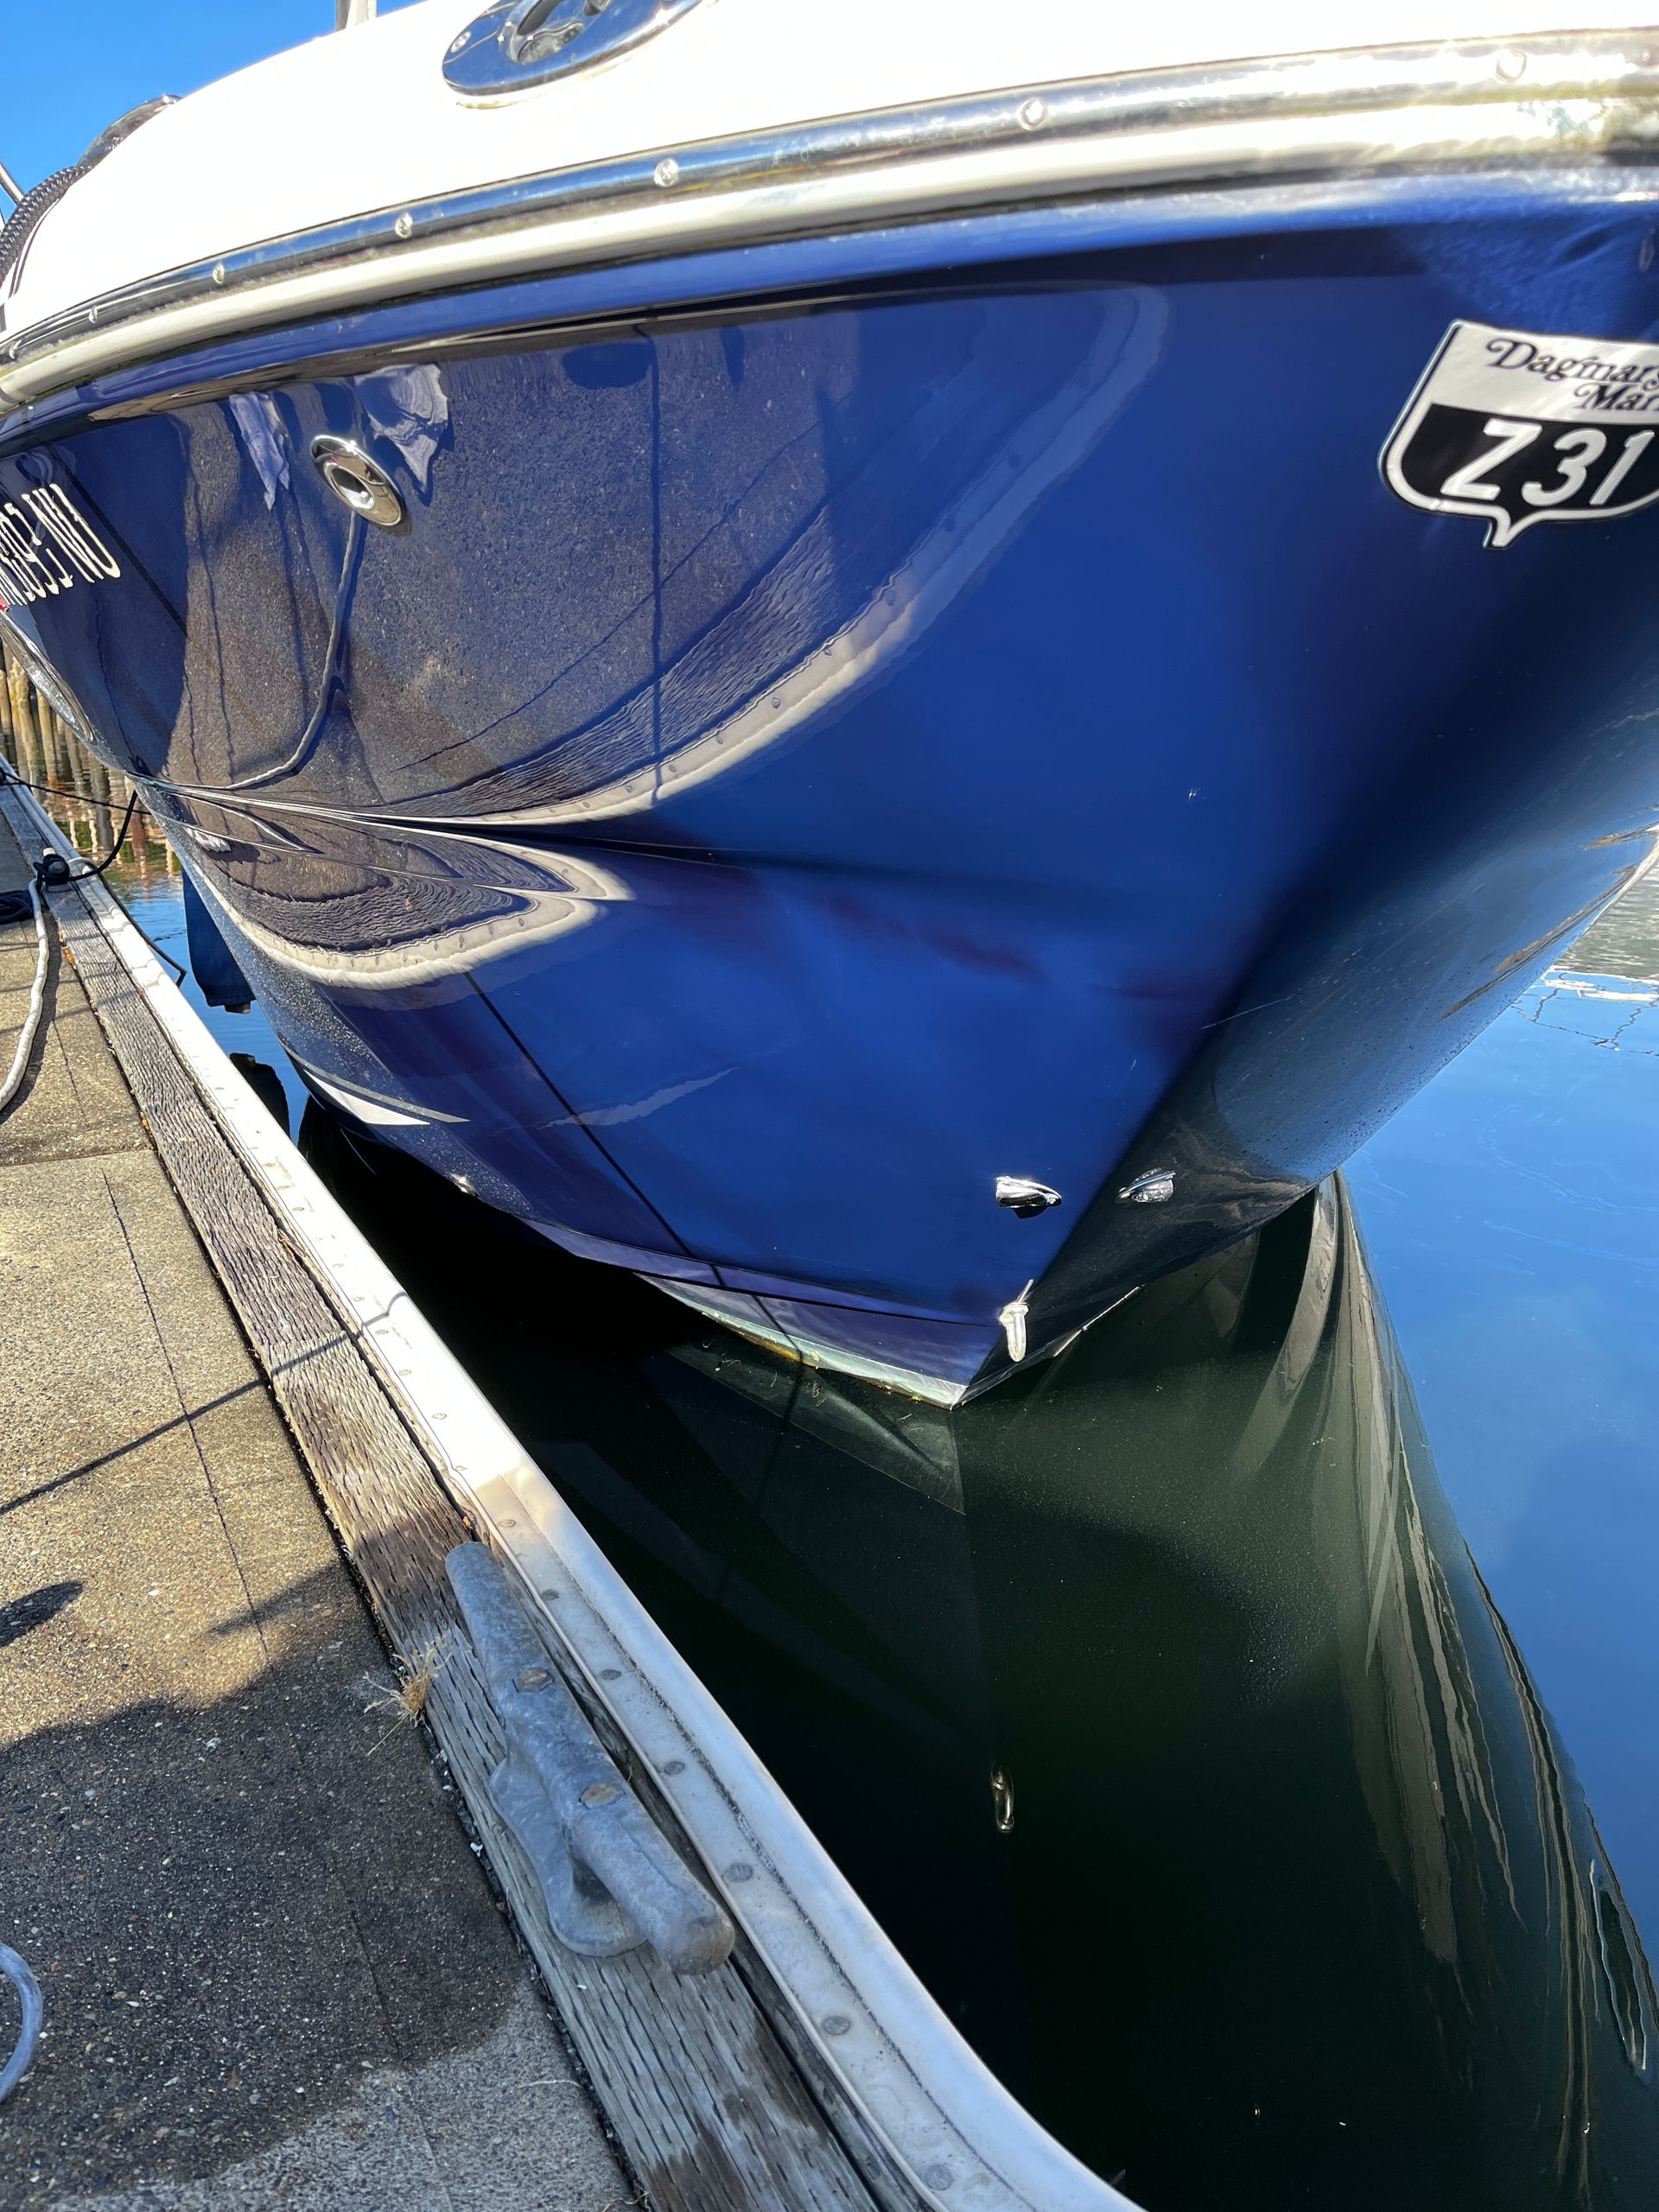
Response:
4,31,1659,411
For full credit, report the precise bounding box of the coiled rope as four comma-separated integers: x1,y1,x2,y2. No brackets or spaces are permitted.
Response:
0,766,137,1119
0,1942,42,2104
0,873,48,1116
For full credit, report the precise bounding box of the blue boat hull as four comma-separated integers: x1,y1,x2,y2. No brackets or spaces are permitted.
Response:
4,175,1658,1396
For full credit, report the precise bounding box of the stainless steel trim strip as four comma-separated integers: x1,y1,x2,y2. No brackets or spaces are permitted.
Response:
5,31,1659,409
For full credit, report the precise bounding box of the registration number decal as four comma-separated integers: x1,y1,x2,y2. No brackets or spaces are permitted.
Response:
1383,321,1659,548
0,480,121,608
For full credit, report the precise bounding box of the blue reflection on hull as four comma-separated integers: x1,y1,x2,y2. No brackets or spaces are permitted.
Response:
6,175,1659,1397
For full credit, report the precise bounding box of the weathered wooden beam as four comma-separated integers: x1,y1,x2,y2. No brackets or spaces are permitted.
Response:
34,853,886,2212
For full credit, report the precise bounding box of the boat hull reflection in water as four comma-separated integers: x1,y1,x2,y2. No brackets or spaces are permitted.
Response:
302,1111,1657,2211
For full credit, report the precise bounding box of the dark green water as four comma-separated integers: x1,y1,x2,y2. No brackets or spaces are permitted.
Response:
301,1129,1658,2212
10,723,1658,2209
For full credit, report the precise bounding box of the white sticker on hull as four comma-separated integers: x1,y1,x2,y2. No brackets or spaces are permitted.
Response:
0,481,120,608
1383,320,1659,548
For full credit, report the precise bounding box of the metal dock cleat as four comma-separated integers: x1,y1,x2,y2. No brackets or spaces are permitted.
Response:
445,1542,734,1975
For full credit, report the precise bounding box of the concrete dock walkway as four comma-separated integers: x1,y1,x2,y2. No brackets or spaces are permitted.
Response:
0,810,627,2209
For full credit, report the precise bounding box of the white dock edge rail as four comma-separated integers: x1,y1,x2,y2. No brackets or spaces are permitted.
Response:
1,773,1132,2212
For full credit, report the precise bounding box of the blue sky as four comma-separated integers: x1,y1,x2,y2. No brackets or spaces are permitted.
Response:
2,2,419,193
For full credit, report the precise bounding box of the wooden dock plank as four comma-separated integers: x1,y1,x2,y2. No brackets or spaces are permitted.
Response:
42,872,885,2212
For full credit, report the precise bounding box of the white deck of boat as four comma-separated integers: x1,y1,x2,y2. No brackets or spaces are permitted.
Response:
5,1,1655,336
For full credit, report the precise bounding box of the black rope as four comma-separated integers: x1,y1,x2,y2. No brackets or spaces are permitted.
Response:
0,767,188,981
31,847,188,984
118,912,188,984
0,163,84,289
114,908,188,985
0,102,175,295
36,789,140,885
2,759,144,885
0,762,134,812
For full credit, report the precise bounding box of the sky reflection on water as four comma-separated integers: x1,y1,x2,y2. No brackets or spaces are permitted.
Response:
1352,887,1659,1947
